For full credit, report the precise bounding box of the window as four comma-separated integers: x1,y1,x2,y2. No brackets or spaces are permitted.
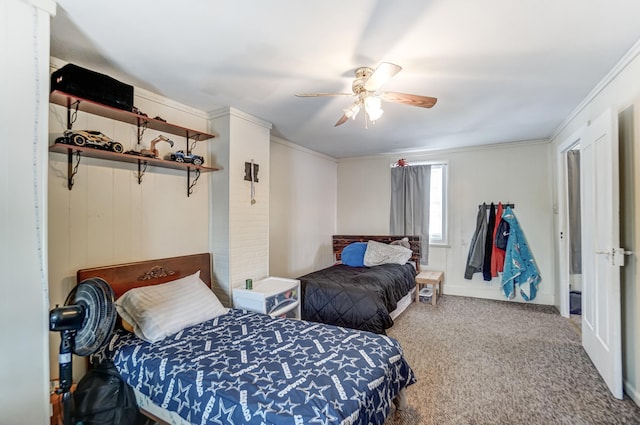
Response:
389,160,448,246
428,163,447,244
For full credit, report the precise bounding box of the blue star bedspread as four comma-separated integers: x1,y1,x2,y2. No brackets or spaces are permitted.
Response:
95,309,416,425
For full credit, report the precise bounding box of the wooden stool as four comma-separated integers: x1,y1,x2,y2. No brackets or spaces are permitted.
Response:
415,271,444,305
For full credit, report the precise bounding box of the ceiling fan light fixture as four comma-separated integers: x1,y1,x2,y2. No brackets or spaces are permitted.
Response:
297,62,436,128
344,102,361,120
365,95,384,122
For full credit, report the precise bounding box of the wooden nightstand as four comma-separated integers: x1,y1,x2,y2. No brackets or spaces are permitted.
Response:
233,277,301,319
415,271,444,305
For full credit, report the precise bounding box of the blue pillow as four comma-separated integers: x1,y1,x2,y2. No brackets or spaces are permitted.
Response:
341,242,367,267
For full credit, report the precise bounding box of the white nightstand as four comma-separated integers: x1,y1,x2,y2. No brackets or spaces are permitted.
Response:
232,277,301,319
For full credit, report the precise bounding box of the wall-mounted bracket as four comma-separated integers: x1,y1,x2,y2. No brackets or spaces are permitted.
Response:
187,167,201,197
137,160,148,184
67,149,81,190
186,131,203,153
66,100,80,130
137,118,148,144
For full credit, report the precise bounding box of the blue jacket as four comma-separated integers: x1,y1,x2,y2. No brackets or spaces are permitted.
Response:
501,207,540,301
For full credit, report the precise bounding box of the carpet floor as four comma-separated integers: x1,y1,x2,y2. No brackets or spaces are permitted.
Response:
384,295,640,425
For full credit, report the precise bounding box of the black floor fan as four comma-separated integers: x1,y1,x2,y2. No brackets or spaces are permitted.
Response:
49,278,117,425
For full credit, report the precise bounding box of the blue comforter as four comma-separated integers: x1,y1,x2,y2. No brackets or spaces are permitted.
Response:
95,309,416,425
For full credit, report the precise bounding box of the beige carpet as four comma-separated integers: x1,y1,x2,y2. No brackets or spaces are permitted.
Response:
384,295,640,425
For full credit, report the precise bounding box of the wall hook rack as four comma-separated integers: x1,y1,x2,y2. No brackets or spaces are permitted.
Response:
479,202,515,209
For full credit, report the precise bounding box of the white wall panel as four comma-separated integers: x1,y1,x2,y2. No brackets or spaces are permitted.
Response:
228,114,270,289
270,138,337,278
0,1,54,423
208,113,231,304
337,157,390,235
208,108,271,305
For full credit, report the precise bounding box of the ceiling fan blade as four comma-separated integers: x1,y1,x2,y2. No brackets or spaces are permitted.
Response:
363,62,402,91
381,92,438,108
334,114,349,127
295,93,353,97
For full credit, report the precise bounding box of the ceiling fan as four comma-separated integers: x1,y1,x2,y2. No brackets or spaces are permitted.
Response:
296,62,437,127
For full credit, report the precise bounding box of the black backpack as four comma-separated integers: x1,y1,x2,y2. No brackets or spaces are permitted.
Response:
73,361,148,425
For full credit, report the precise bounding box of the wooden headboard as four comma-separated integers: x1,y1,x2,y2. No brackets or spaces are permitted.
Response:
332,235,421,272
77,253,212,299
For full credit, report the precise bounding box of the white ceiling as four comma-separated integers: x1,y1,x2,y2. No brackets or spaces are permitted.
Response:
50,0,640,159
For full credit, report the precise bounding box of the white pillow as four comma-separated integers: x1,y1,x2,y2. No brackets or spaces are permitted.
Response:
116,270,228,343
363,240,413,267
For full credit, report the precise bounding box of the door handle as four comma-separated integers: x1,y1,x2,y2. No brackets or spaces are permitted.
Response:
595,248,632,266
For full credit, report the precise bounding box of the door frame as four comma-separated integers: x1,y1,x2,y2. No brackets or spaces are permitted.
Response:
556,127,584,318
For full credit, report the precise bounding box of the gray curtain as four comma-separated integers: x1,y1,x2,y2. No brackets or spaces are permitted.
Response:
567,150,582,274
390,164,431,264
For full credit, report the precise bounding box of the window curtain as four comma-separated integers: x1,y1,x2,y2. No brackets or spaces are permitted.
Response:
567,150,582,274
390,165,431,265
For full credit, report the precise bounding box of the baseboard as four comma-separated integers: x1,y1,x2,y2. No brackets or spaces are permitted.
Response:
444,284,556,306
624,378,640,406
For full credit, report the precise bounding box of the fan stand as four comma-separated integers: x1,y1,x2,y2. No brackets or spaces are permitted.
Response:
49,277,117,425
57,330,76,425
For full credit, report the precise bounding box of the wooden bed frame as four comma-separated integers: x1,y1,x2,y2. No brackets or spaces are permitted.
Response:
332,235,421,272
77,252,212,298
77,253,212,425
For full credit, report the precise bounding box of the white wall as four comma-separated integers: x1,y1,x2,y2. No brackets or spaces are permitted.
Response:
337,141,556,305
270,137,338,278
550,42,640,404
0,0,55,423
48,58,211,381
209,108,272,304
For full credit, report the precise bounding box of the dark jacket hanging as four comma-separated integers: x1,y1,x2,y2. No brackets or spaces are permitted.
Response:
465,203,488,279
482,203,496,281
495,214,510,250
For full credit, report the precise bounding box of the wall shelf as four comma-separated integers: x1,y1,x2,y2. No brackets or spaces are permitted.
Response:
49,143,218,172
49,90,217,196
50,90,216,142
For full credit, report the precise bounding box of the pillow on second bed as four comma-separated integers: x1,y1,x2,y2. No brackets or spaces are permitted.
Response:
364,240,413,267
341,242,368,267
116,270,228,343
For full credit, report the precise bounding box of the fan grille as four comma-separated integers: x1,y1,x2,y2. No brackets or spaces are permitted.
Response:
69,278,117,356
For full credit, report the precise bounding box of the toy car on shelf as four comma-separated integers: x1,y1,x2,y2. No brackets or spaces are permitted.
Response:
168,150,204,166
55,130,124,153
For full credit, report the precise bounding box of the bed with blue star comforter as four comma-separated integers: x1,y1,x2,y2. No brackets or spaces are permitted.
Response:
95,308,416,425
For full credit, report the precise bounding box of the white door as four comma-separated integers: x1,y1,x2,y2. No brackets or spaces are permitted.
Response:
580,108,623,399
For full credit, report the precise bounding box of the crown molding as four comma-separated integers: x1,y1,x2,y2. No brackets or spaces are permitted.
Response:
271,136,337,162
337,138,550,163
23,0,56,15
208,106,272,129
551,37,640,140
